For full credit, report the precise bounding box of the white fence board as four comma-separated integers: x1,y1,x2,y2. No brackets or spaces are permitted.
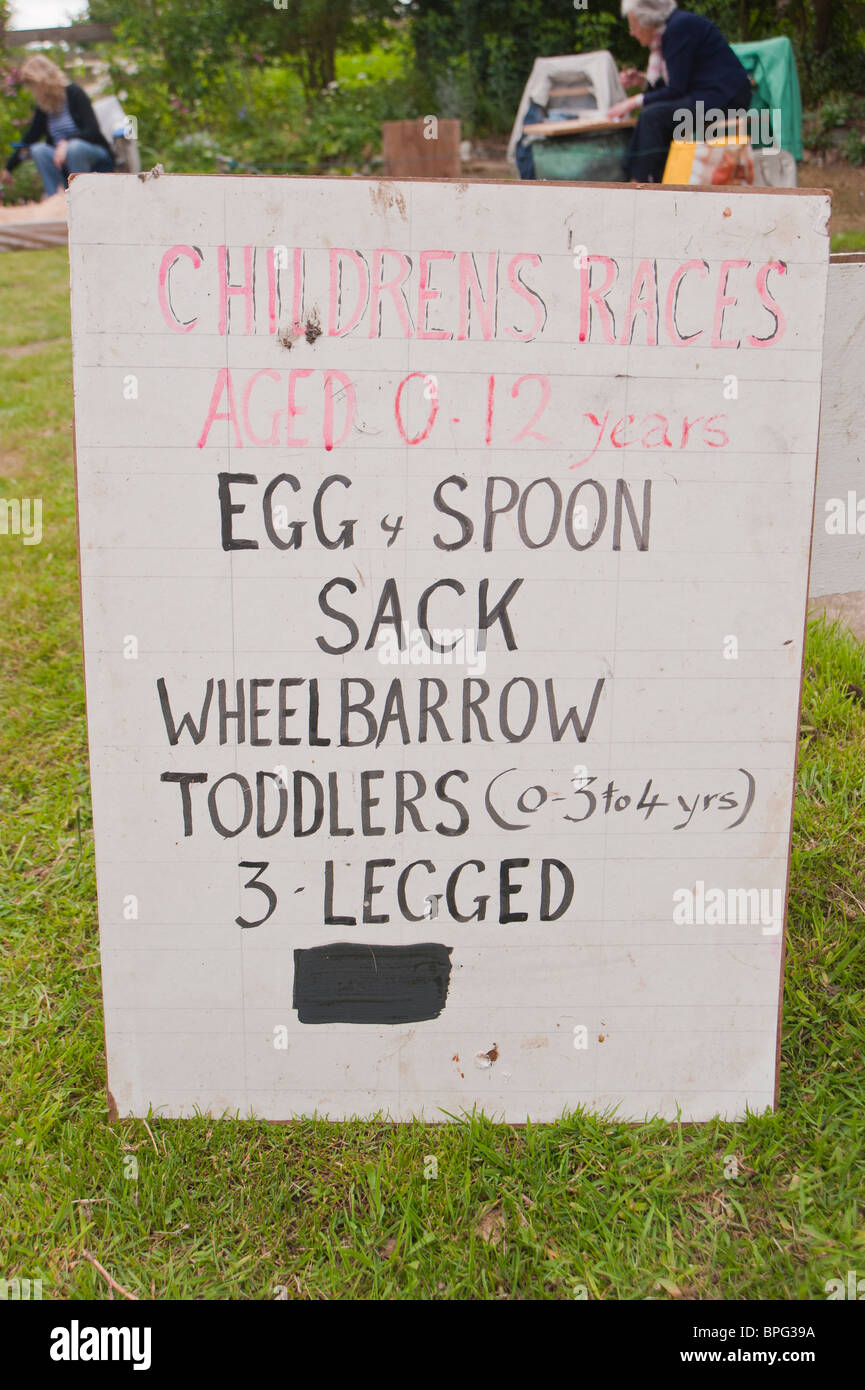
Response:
811,258,865,599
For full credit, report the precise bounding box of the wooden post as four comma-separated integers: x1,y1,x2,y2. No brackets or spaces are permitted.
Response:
382,118,461,178
3,23,115,47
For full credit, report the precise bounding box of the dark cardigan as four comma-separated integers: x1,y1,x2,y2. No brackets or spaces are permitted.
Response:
642,8,751,111
6,82,114,173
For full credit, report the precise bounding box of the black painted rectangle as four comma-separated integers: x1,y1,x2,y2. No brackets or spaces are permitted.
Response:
292,942,453,1025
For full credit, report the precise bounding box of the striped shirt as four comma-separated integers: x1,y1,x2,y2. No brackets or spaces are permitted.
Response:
47,101,80,144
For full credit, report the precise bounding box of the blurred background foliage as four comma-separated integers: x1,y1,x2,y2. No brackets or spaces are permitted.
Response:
0,0,863,185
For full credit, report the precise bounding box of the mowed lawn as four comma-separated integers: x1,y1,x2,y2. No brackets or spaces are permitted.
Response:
0,247,863,1301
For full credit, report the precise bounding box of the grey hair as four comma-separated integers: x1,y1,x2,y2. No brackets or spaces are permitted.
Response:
621,0,677,26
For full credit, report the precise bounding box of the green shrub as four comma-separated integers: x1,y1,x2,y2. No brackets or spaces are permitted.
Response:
0,65,38,203
844,129,865,166
805,128,833,154
2,158,44,205
819,95,853,130
91,30,417,176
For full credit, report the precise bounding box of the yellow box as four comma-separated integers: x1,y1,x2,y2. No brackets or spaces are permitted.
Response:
663,134,753,187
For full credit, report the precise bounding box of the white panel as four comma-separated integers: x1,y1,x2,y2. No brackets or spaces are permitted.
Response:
810,260,865,598
68,174,829,1121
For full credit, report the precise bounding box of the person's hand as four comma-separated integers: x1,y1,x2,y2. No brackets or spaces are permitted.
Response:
0,168,13,188
608,96,642,121
619,67,647,91
53,139,69,168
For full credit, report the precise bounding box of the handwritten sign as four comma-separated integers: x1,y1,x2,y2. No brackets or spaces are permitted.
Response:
68,175,829,1121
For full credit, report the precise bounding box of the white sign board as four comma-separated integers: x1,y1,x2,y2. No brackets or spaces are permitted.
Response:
69,175,829,1122
810,259,865,598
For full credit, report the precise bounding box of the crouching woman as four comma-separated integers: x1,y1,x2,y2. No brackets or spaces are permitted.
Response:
1,56,114,199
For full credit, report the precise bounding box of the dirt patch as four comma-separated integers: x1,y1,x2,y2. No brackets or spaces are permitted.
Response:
0,450,31,479
809,592,865,647
0,338,68,359
796,159,865,236
0,192,67,224
475,1204,506,1245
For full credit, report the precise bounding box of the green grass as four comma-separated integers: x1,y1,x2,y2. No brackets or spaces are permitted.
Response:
1,248,863,1301
831,231,865,254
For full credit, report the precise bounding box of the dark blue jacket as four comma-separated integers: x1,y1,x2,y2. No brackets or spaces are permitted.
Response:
642,8,752,111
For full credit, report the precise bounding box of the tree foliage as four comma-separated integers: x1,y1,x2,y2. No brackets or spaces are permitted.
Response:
698,0,865,98
410,0,865,119
80,0,865,150
272,0,398,91
88,0,397,100
410,0,634,131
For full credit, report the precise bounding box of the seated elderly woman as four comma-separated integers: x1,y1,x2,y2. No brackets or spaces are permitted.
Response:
608,0,753,182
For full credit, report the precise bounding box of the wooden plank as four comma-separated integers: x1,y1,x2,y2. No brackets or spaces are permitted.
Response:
0,221,67,252
548,86,594,99
67,173,830,1122
523,117,637,137
3,23,114,47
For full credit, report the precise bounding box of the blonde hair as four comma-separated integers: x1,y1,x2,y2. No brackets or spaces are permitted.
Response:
20,55,68,115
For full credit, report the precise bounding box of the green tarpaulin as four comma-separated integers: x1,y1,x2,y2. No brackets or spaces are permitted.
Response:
730,36,802,162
